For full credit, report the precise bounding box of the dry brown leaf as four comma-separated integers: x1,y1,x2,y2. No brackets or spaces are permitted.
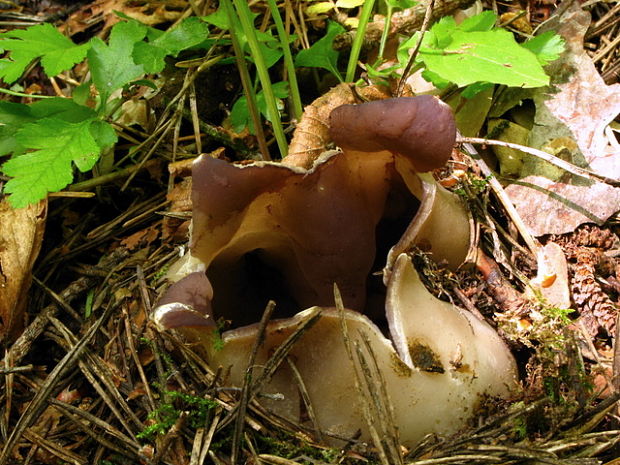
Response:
505,176,620,236
62,0,187,37
527,4,620,176
0,200,46,342
506,3,620,236
287,83,392,167
120,225,160,250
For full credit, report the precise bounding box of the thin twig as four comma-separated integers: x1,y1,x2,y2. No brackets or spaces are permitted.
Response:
0,302,118,465
459,136,620,187
231,301,276,464
459,137,541,255
397,0,436,96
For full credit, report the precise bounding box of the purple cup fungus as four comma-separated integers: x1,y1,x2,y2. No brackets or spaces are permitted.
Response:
153,90,517,446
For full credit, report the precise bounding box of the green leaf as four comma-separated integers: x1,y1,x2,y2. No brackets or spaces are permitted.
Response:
336,0,365,7
2,118,102,207
306,2,335,15
461,81,494,98
458,10,496,31
202,7,230,30
0,98,96,157
0,23,90,83
230,81,289,133
427,16,457,48
240,30,283,69
132,42,168,74
87,21,146,101
385,0,417,9
523,31,564,65
30,97,96,121
133,17,210,73
294,21,345,80
0,101,32,156
89,120,118,150
153,17,209,54
420,69,451,89
419,29,549,88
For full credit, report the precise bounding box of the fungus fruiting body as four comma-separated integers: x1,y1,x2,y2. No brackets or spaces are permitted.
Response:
153,91,517,446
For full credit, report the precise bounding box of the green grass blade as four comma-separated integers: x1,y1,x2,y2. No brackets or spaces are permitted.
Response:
223,0,271,160
232,0,288,158
346,0,377,82
266,0,302,122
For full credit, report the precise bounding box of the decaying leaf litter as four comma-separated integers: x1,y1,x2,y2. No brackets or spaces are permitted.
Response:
0,0,619,464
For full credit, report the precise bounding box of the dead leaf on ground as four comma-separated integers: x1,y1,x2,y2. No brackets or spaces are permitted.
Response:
505,3,620,237
506,176,620,236
62,0,187,37
0,200,46,342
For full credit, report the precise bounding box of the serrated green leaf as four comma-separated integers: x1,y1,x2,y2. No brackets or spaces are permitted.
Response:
523,31,564,65
0,98,96,157
294,21,344,80
30,97,96,121
88,21,146,100
0,23,90,83
0,101,33,156
153,17,209,54
132,42,168,74
2,118,101,207
419,29,549,88
89,120,118,150
133,17,210,73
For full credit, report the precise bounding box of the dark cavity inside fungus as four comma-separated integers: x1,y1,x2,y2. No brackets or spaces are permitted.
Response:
191,154,421,332
207,170,420,330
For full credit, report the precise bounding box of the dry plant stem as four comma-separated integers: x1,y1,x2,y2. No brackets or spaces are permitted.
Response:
33,276,85,322
0,302,117,465
258,455,303,465
121,119,177,191
189,79,202,154
49,398,143,458
48,191,95,199
47,316,143,437
0,364,32,374
86,191,166,240
195,411,222,465
1,248,128,373
614,312,620,407
357,333,403,465
190,427,207,465
1,278,89,368
459,136,620,187
334,284,390,465
121,304,156,412
23,428,85,465
397,0,435,97
285,356,324,443
151,412,187,465
231,301,276,465
459,139,540,255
